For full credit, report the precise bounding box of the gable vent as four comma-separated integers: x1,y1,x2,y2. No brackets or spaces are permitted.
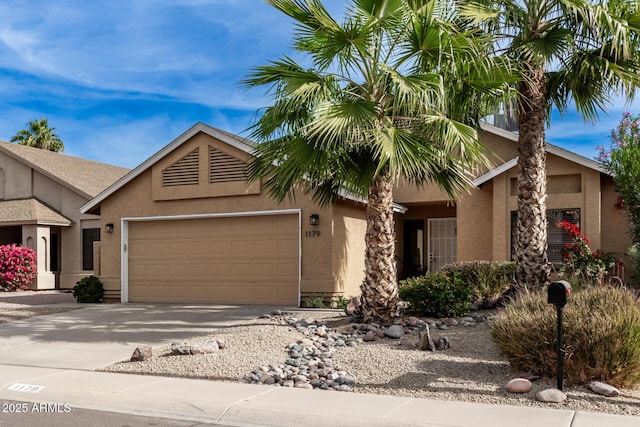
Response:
209,146,247,183
162,148,199,187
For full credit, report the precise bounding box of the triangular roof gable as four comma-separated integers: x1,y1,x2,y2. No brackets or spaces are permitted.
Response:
81,122,255,213
0,142,130,199
474,122,606,187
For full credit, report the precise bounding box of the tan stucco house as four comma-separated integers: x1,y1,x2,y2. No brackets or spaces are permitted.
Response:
0,142,129,289
81,122,631,305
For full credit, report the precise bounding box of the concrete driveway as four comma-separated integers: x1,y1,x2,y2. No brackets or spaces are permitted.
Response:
0,303,282,370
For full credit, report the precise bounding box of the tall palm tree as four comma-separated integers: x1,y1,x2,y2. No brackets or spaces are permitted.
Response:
11,118,64,152
243,0,512,322
462,0,640,289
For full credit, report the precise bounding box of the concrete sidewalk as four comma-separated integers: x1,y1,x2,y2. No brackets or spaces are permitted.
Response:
0,303,639,426
0,367,637,427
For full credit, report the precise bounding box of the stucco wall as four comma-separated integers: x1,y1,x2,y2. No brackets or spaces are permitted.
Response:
0,153,32,199
97,132,359,302
601,175,633,278
0,153,98,289
33,170,98,288
457,181,493,261
331,201,366,299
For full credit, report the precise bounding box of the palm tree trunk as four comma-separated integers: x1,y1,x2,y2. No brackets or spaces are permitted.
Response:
515,65,550,289
360,175,400,322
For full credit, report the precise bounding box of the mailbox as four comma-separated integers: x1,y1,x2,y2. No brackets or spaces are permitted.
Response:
548,280,571,305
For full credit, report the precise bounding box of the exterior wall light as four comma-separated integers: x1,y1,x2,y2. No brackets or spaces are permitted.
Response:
309,214,319,226
105,223,114,234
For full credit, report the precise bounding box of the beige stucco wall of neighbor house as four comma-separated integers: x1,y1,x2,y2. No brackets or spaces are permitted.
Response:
32,170,100,288
97,131,363,303
0,156,32,199
0,154,97,289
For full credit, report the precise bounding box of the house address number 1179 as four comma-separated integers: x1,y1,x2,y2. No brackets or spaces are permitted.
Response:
305,230,321,238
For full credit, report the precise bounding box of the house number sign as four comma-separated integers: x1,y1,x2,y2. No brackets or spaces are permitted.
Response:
305,230,321,238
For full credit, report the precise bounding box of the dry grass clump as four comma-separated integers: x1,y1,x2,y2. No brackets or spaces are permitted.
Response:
491,286,640,388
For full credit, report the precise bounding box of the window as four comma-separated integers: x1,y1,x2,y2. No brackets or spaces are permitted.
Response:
82,228,100,271
511,208,580,265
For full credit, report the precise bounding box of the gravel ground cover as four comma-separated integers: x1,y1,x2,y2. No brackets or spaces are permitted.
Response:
0,290,78,324
100,310,640,417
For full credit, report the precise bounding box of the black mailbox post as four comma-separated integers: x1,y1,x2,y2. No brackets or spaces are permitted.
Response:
548,280,571,390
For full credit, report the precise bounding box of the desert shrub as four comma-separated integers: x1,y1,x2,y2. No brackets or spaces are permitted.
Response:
491,286,640,388
73,276,104,303
442,261,514,303
0,244,37,291
399,271,472,318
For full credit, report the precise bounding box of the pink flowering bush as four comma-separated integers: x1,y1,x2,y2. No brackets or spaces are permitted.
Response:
0,244,37,291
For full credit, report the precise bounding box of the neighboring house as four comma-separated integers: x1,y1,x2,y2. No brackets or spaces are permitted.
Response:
0,142,129,289
81,122,631,305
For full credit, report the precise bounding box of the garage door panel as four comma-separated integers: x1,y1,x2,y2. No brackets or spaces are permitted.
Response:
127,214,299,304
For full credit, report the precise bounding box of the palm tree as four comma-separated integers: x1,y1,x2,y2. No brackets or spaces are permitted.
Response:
462,0,640,289
242,0,511,322
11,118,64,152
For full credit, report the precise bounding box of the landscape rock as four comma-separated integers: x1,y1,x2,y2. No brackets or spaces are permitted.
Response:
435,337,450,351
589,381,620,397
536,388,567,403
170,342,192,356
130,346,152,362
505,378,532,393
344,296,361,317
516,371,540,381
418,329,436,352
399,336,417,349
363,331,376,342
384,325,405,339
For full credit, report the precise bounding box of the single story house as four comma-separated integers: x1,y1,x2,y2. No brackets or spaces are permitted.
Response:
80,122,631,305
0,142,129,289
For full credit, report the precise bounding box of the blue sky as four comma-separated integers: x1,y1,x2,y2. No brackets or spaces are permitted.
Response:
0,1,636,169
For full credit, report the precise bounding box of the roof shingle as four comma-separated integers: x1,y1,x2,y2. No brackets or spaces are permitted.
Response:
0,141,130,198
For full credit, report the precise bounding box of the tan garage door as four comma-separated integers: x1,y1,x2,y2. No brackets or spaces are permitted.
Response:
126,214,299,304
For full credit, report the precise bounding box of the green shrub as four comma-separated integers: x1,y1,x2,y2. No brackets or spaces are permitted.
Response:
304,294,326,308
73,276,104,303
399,271,472,318
628,244,640,288
332,295,350,310
442,261,514,304
491,286,640,388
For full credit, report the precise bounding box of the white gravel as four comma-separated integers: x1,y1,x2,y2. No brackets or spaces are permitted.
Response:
0,290,78,323
99,310,640,417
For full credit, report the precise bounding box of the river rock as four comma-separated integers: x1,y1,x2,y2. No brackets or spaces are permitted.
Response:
536,388,567,403
384,325,405,339
505,378,532,393
589,381,620,397
130,346,152,362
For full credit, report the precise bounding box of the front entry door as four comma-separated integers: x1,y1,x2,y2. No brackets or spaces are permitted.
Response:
428,218,457,272
402,220,425,279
